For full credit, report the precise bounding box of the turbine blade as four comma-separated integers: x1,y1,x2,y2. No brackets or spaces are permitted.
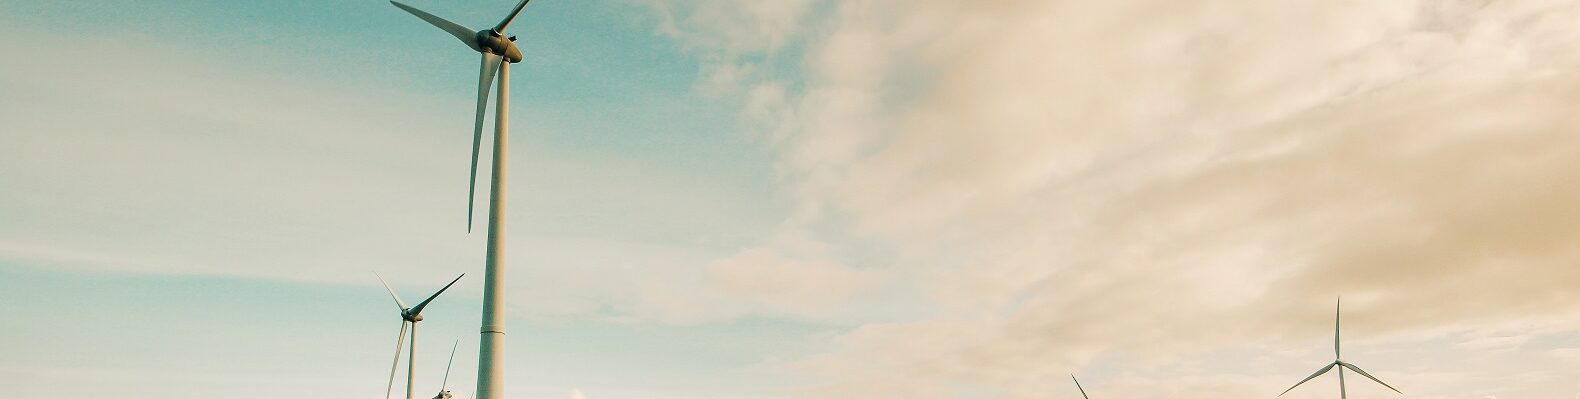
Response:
1071,375,1090,399
375,272,411,310
391,1,483,52
1335,297,1342,359
1280,362,1336,396
493,0,533,32
1338,364,1348,399
1341,362,1402,394
468,52,502,233
410,274,466,315
440,340,459,391
386,322,409,399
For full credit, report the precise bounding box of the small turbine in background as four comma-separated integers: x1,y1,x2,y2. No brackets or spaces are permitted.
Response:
377,272,466,399
1280,298,1402,399
434,340,460,399
1072,374,1091,399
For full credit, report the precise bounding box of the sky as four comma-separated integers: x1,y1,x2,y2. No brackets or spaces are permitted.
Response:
2,0,1580,398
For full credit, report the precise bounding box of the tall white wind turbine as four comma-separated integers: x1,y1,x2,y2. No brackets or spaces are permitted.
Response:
378,273,466,399
1280,298,1402,399
388,2,534,399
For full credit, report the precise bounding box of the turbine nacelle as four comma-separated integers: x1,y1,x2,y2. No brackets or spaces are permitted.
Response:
475,30,523,63
402,310,424,322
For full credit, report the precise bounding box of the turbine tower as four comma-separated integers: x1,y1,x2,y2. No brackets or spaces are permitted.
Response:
1280,298,1402,399
377,273,466,399
1071,374,1091,399
389,2,534,399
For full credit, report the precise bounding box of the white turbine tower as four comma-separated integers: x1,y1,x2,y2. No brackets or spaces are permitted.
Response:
388,2,534,399
378,273,466,399
1072,375,1091,399
1280,298,1402,399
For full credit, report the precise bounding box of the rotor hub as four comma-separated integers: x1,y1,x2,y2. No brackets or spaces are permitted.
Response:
402,310,423,322
476,30,524,63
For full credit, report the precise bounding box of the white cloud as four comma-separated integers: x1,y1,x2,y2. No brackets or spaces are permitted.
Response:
658,0,1580,397
640,0,816,96
706,247,879,318
1550,348,1580,362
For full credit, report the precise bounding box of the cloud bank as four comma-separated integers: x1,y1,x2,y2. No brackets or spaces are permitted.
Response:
647,0,1580,397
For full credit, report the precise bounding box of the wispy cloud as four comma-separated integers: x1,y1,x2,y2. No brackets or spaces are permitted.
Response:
654,0,1580,396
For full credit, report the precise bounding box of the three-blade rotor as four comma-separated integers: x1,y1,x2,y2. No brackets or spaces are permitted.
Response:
377,272,466,320
1279,298,1400,397
390,0,531,233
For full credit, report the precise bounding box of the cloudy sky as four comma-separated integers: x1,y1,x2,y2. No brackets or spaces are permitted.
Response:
3,0,1580,398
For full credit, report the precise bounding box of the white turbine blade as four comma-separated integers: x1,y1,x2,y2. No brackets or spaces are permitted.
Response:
468,52,502,233
1280,362,1336,396
375,272,411,310
391,1,483,52
386,321,409,399
410,273,466,315
493,0,533,33
1341,362,1401,394
1071,375,1090,399
440,340,459,391
1335,296,1342,359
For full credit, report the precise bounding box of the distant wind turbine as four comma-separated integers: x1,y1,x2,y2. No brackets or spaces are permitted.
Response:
433,340,460,399
1071,374,1091,399
377,272,465,399
388,2,535,398
1280,298,1401,399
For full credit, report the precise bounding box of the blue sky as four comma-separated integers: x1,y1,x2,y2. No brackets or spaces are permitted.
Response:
0,1,805,398
7,1,1580,398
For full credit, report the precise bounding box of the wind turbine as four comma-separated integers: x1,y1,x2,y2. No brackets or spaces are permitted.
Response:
388,2,534,399
1280,298,1401,399
433,340,460,399
378,272,466,399
1071,374,1091,399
